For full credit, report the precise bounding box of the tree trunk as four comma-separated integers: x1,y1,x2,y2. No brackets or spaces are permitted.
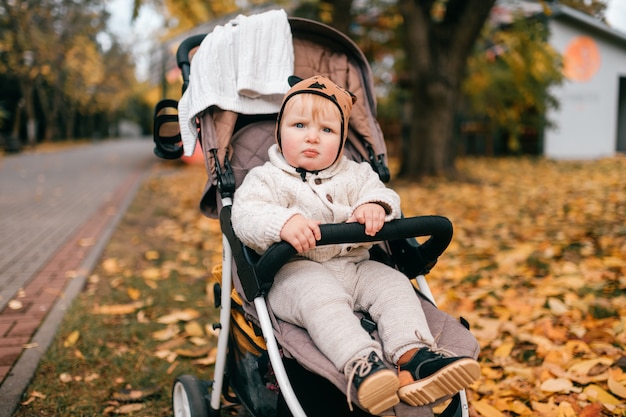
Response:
327,0,353,35
397,0,495,179
19,79,37,146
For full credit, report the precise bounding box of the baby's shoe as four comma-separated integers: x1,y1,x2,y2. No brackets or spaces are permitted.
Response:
347,351,400,415
397,348,480,406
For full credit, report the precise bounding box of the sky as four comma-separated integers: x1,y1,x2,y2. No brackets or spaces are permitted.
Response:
103,0,165,80
605,0,626,33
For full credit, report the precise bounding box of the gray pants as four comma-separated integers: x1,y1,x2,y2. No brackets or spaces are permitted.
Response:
267,248,435,372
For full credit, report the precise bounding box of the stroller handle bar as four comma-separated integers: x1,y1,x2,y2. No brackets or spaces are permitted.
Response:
221,209,453,301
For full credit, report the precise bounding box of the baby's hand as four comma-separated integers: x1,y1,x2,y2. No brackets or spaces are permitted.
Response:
280,214,321,253
348,203,386,236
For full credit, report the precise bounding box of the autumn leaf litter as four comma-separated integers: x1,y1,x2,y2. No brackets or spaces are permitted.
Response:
16,157,626,416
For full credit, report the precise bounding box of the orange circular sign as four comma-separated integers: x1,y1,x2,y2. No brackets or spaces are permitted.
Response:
562,36,601,82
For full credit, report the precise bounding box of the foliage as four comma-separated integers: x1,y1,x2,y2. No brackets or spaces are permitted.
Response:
0,0,141,142
462,14,564,153
559,0,607,21
13,156,626,416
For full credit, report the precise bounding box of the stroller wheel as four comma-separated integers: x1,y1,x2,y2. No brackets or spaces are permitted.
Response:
172,374,210,417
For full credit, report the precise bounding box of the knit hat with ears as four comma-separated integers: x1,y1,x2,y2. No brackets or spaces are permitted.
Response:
275,75,357,165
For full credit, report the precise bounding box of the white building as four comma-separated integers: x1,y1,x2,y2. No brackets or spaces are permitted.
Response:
545,5,626,159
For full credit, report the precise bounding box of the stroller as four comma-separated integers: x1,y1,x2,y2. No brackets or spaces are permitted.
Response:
153,10,479,417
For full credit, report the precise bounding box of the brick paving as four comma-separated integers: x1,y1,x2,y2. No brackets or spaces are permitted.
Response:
0,138,156,417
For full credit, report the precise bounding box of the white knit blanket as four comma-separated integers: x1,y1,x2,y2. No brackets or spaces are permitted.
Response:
178,9,294,156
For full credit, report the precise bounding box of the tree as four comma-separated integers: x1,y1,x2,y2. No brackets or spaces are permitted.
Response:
462,14,563,155
0,0,142,143
397,0,496,178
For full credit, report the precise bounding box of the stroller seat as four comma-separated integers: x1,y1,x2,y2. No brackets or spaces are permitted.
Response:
153,9,480,417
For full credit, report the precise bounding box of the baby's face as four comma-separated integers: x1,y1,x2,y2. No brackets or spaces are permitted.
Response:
280,94,342,172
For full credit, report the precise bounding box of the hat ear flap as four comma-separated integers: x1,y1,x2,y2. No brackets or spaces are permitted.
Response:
348,91,357,104
288,75,303,87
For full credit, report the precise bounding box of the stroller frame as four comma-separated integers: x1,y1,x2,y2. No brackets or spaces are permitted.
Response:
155,12,477,417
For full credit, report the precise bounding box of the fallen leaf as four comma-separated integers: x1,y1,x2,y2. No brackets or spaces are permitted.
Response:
104,403,146,414
93,301,144,315
175,345,213,358
156,308,200,324
20,391,46,405
189,336,209,346
126,287,141,301
547,297,569,315
143,279,158,289
557,401,577,417
184,321,204,337
154,350,177,363
142,267,162,280
607,369,626,399
111,385,161,402
540,378,577,393
192,348,218,366
583,384,622,406
101,258,120,274
578,403,604,417
59,373,73,383
152,325,180,341
85,373,99,382
531,400,559,415
473,399,505,417
63,330,80,348
78,237,95,247
493,341,515,358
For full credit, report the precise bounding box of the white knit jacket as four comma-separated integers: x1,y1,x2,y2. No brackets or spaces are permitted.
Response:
231,145,402,263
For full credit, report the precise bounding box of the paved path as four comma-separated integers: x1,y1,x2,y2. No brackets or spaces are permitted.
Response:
0,138,156,416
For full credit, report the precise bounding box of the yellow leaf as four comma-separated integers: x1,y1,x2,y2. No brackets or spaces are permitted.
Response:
608,368,626,399
192,348,218,366
473,399,505,417
583,384,622,406
101,258,120,274
152,325,180,341
142,267,162,280
184,321,205,337
508,399,533,415
494,341,515,358
531,400,559,415
157,308,200,324
540,377,576,393
557,401,576,417
144,279,158,289
92,301,144,315
63,330,80,348
126,287,141,301
144,250,160,260
568,358,611,377
189,337,209,346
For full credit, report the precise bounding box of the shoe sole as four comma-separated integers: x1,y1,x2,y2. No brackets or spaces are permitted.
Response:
398,358,480,406
357,369,400,415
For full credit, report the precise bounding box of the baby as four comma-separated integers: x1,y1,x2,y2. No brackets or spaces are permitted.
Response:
231,75,479,415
